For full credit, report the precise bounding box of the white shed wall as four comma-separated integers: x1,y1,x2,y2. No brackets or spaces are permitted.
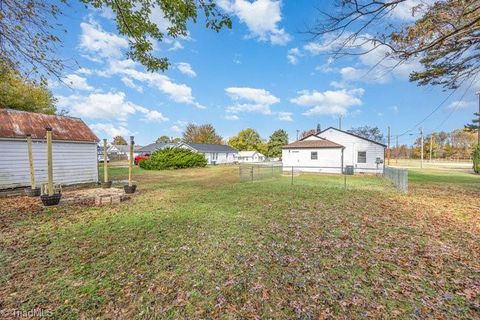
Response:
318,129,385,173
282,148,343,173
0,139,98,189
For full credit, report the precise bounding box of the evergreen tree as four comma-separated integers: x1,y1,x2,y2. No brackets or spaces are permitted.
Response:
267,129,288,158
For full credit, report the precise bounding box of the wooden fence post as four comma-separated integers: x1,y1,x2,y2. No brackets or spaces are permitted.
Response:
129,136,134,187
26,134,36,190
46,127,54,196
103,138,108,183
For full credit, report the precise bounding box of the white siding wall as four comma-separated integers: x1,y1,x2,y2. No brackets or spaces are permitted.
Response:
282,148,343,173
319,129,385,173
203,152,238,164
0,139,98,189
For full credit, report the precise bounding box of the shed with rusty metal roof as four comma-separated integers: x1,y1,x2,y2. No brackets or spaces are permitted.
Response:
0,109,99,189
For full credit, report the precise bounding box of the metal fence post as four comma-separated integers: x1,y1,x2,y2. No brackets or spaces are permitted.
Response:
251,166,254,182
344,174,347,190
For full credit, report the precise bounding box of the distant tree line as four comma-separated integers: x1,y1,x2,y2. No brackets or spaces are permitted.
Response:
152,124,288,159
392,129,477,160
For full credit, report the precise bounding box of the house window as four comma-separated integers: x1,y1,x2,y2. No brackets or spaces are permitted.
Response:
212,153,218,160
311,151,318,160
357,151,367,163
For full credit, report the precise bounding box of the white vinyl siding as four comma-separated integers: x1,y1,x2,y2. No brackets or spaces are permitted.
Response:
0,139,98,189
202,152,238,164
282,148,343,173
318,129,384,173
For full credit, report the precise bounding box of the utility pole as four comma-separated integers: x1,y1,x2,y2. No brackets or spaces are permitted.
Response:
387,126,391,165
338,115,343,130
429,135,433,162
296,129,299,141
395,135,399,164
420,127,424,169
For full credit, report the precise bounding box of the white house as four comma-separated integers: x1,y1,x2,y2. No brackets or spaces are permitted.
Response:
282,127,386,174
236,151,266,163
108,144,142,160
282,136,345,173
138,142,238,165
0,109,99,189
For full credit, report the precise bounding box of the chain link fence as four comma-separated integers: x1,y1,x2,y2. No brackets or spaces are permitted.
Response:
239,164,389,191
383,166,408,193
239,163,283,182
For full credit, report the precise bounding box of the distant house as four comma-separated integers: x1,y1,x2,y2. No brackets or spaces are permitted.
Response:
138,142,238,165
0,109,99,189
236,151,266,163
282,127,386,174
108,144,142,160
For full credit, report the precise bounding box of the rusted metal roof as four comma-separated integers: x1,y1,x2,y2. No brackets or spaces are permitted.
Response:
0,109,99,142
282,138,344,149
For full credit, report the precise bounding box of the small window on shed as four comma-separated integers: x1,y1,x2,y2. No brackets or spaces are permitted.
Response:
311,151,318,160
357,151,367,163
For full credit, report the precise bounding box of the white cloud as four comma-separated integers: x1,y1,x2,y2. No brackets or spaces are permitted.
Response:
103,59,205,108
277,112,293,121
57,91,167,124
168,40,184,51
287,47,301,65
225,87,280,115
218,0,291,45
121,77,144,93
57,92,136,121
390,105,399,113
177,62,196,77
390,0,433,21
446,100,475,110
225,115,240,120
171,125,182,132
149,5,172,34
63,74,94,91
79,21,128,60
170,120,188,133
305,32,422,84
315,57,336,73
339,66,390,84
303,33,352,55
290,88,364,116
76,67,93,75
142,110,169,123
90,123,131,140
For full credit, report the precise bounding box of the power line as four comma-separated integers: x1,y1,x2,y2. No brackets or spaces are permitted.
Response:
396,86,459,137
432,75,477,132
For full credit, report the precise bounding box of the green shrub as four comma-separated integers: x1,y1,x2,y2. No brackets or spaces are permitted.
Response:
473,144,480,174
139,147,207,170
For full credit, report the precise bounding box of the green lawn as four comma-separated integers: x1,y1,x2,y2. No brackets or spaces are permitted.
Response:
1,166,479,319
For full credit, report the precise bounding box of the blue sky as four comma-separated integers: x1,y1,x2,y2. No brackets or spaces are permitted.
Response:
51,0,479,146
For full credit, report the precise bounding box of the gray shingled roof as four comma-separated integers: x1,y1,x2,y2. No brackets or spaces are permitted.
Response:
187,143,238,153
137,143,170,152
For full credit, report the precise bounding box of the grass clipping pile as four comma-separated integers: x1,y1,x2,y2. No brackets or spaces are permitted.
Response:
139,147,207,170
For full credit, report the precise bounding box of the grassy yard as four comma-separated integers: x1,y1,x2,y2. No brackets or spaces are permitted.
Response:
0,166,479,319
